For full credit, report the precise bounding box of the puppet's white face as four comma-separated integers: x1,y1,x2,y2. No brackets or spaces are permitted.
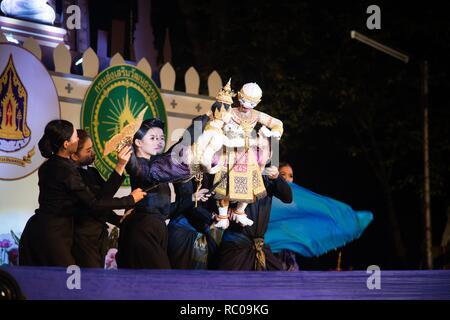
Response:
135,127,165,156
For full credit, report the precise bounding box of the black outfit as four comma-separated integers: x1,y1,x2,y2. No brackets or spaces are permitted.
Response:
72,167,125,268
19,155,135,267
116,157,194,269
167,175,223,269
218,176,293,271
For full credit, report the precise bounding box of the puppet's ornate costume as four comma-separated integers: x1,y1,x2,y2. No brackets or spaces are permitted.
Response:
214,106,283,203
193,82,284,228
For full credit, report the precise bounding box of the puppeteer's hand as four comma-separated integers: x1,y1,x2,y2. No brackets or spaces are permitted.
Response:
118,145,133,165
192,188,211,202
131,188,146,203
263,166,279,180
115,145,133,175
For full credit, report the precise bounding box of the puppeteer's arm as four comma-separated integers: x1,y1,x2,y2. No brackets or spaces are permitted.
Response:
66,167,135,211
266,176,292,203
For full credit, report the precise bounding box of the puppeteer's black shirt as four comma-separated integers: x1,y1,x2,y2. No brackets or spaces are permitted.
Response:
117,156,194,269
72,166,126,268
19,155,135,267
218,176,293,271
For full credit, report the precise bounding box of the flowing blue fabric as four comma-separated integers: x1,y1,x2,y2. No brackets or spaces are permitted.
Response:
265,182,373,257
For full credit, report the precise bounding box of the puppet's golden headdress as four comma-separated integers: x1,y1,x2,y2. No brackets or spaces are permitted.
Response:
103,107,148,156
215,78,235,105
209,78,235,120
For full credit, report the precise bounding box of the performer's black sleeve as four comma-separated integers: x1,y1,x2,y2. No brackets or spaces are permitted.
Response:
127,152,177,184
96,169,126,199
173,180,194,197
126,157,154,185
106,211,122,227
172,180,214,232
90,168,127,223
168,181,194,219
267,176,293,203
66,167,135,211
169,193,194,219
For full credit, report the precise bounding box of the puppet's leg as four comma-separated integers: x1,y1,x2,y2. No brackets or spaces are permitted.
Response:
214,198,230,229
231,202,254,227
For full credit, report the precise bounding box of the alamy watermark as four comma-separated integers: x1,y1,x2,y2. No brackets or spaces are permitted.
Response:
366,265,381,290
366,5,381,30
66,265,81,290
66,5,81,30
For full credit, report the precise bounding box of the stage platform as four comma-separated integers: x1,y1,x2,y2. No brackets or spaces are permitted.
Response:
2,267,450,300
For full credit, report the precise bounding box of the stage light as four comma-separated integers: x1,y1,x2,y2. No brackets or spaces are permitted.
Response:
0,269,26,300
75,58,83,66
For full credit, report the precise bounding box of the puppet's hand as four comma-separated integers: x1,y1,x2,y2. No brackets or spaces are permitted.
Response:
272,130,281,140
259,126,272,138
214,214,230,229
209,163,222,174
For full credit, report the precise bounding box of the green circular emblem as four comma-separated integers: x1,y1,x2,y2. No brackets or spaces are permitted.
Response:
81,64,167,186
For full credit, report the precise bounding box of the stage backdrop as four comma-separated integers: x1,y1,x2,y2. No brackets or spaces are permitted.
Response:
0,35,222,237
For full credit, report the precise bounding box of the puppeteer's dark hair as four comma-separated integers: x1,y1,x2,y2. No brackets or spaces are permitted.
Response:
75,129,90,154
127,118,165,176
38,120,74,158
133,118,165,142
279,162,292,169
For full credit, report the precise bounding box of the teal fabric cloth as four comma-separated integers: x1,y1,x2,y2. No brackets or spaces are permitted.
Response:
265,182,373,257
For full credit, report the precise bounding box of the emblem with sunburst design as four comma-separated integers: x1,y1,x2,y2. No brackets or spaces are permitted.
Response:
81,65,167,186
